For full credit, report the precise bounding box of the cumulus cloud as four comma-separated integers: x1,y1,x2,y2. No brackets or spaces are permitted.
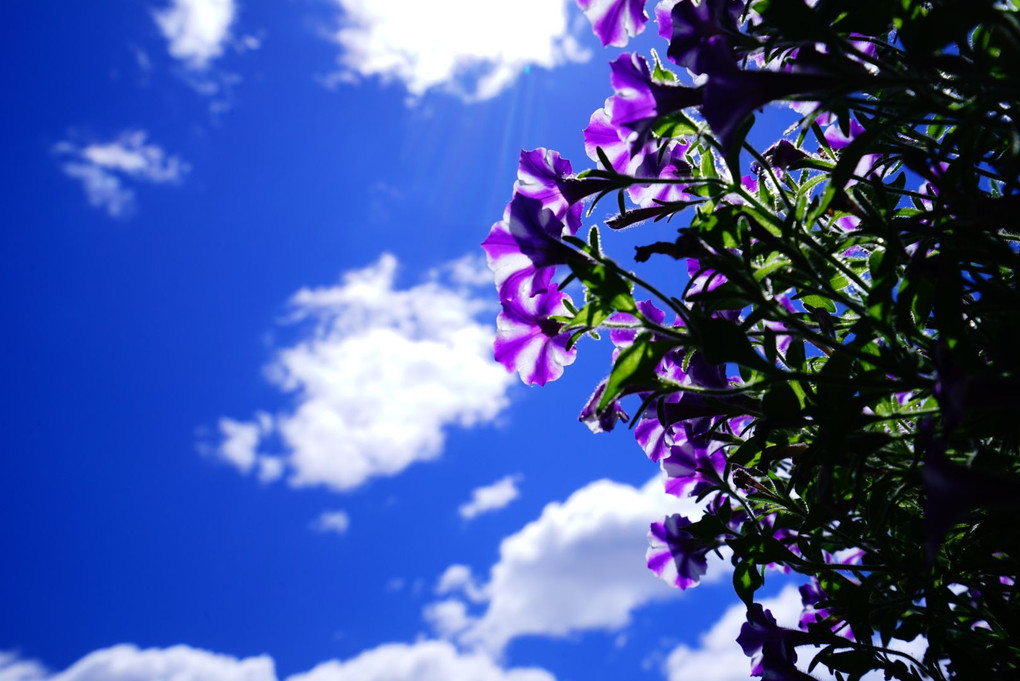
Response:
435,478,728,652
54,131,188,218
289,641,554,681
212,253,514,492
154,0,236,69
326,0,590,101
0,642,554,681
312,510,351,535
0,650,49,681
0,644,274,681
459,475,522,520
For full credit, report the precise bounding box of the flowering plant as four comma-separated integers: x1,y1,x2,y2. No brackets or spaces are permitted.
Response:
483,1,1020,679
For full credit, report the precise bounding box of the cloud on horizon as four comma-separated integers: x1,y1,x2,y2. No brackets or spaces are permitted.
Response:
325,0,590,101
0,641,554,681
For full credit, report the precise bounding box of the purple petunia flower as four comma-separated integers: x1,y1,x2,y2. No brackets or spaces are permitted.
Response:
494,284,577,386
656,0,745,74
579,377,630,433
584,107,633,173
698,38,870,151
660,425,725,497
737,603,814,680
515,148,614,215
626,138,693,207
823,117,865,150
481,193,581,306
609,299,669,347
646,513,710,589
608,53,702,142
577,0,649,47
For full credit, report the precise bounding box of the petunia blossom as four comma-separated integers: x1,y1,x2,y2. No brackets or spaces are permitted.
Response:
578,377,630,433
577,0,649,47
481,193,581,306
607,53,702,143
646,513,710,589
656,0,745,74
494,284,577,386
737,603,814,680
515,148,614,217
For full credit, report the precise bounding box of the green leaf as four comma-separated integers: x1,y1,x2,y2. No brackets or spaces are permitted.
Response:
598,334,671,411
652,111,699,138
733,561,764,607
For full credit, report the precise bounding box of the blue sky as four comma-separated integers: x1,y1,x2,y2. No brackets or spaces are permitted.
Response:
0,2,807,680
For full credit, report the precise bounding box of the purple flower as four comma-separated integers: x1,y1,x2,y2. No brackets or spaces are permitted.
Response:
626,139,693,207
656,0,744,74
579,378,630,433
646,513,710,589
584,107,632,173
481,194,581,306
515,148,613,214
608,53,702,142
661,430,725,497
737,604,813,680
823,117,864,150
698,38,869,151
494,284,577,386
578,0,649,47
799,578,853,639
686,257,727,298
609,299,668,346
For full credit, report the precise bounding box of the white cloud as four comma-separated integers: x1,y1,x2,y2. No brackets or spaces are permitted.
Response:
55,132,188,218
435,564,487,603
0,645,274,681
423,599,476,639
459,475,522,520
0,642,554,681
213,253,514,492
154,0,236,69
327,0,590,101
288,641,554,681
440,478,728,653
312,510,351,535
0,651,48,681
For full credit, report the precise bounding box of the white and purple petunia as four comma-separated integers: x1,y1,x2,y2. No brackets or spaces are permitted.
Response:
494,283,577,386
481,192,580,306
607,53,701,142
577,0,650,48
646,513,710,589
656,0,745,74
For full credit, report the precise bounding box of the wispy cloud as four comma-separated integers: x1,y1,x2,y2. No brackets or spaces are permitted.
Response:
54,131,188,218
459,475,522,520
326,0,590,101
312,510,351,535
432,478,729,652
153,0,236,70
211,253,514,492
